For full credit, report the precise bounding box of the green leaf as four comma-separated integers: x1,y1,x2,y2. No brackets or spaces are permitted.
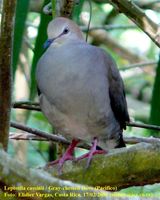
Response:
30,0,52,100
72,0,85,23
12,0,30,79
149,54,160,136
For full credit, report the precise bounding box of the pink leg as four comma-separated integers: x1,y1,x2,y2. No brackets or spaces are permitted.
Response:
75,137,106,168
47,139,80,173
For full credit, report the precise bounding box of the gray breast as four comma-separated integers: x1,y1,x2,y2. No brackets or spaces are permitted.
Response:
36,42,121,147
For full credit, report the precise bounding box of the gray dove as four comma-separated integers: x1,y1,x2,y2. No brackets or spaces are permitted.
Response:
36,17,129,172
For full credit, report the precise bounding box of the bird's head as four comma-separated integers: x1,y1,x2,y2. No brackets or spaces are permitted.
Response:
44,17,84,48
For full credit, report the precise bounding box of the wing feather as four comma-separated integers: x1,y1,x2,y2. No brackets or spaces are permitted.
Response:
103,50,130,129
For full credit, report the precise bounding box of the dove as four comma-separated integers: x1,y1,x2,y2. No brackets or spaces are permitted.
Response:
36,17,129,172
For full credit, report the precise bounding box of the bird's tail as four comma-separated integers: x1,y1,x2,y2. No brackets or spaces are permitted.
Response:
115,132,126,148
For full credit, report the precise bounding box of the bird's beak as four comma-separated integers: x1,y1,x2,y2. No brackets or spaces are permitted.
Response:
43,38,54,49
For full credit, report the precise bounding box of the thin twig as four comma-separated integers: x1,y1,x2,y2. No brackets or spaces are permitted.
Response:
120,61,157,71
10,122,68,144
81,24,137,32
10,121,160,150
127,122,160,131
12,101,41,111
9,132,48,141
9,132,160,145
13,105,41,111
10,122,91,149
11,120,160,134
12,101,39,106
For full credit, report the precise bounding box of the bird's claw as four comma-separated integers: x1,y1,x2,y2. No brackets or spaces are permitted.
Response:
45,155,74,174
75,149,106,167
45,139,79,174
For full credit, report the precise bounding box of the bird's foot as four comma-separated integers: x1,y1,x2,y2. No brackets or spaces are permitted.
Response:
46,154,73,175
75,137,107,169
75,150,107,161
75,150,106,162
46,139,80,174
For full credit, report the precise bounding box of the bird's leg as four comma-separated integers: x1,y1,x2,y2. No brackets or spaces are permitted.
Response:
75,137,106,169
46,139,80,173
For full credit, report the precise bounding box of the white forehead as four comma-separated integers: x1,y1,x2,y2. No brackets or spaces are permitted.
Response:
47,17,83,39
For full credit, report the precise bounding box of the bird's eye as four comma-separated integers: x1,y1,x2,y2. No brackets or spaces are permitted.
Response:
63,28,69,34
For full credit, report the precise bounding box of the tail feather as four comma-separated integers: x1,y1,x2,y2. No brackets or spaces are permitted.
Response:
115,132,126,148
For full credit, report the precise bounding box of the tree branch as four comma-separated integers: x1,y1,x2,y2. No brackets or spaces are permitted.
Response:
9,132,49,141
9,132,160,145
81,24,137,32
10,121,160,149
43,0,76,18
0,148,112,200
10,121,69,145
12,101,41,111
10,122,91,150
108,0,160,47
120,61,157,71
0,0,16,150
47,143,160,190
127,121,160,131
